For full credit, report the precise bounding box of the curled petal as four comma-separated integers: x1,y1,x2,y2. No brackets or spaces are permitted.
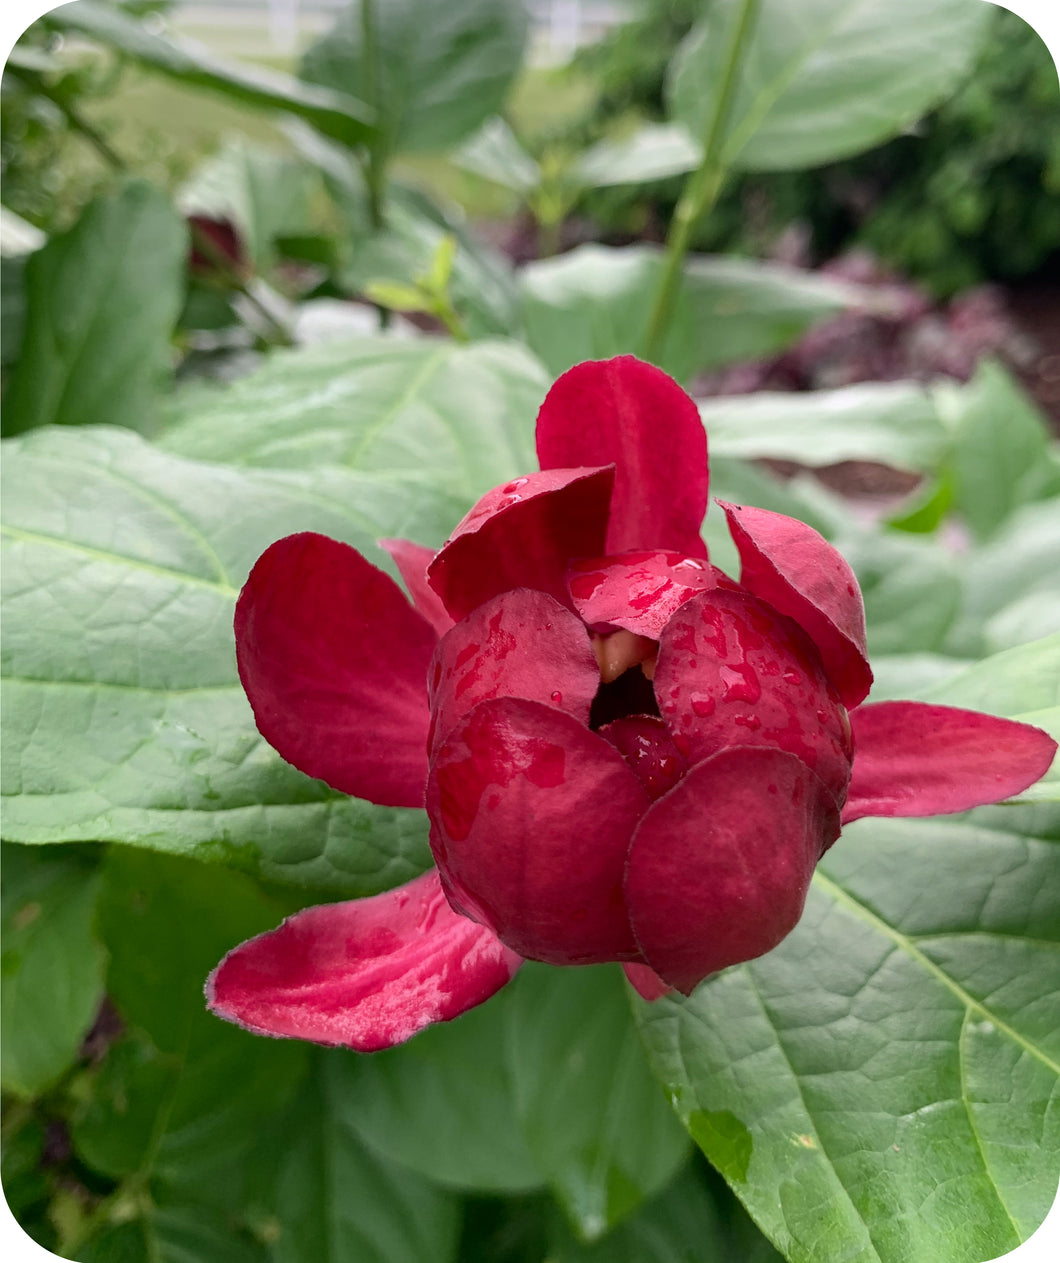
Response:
568,550,733,638
379,538,454,636
625,748,841,995
206,870,522,1052
236,533,436,808
536,357,709,557
623,962,673,1002
428,589,599,756
654,589,853,806
843,701,1058,823
427,698,650,965
598,715,688,801
427,467,614,622
720,501,872,708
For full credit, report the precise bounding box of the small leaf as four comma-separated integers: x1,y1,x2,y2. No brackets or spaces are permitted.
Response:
452,117,541,195
2,181,186,437
572,124,701,190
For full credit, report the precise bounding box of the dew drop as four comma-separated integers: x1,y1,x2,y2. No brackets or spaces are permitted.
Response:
783,669,800,685
550,690,563,705
690,692,716,718
734,714,762,731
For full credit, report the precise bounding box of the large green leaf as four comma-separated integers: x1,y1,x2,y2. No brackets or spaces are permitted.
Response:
78,1207,270,1263
160,336,543,500
507,964,690,1239
2,182,186,438
699,382,947,473
339,988,543,1194
43,1,373,147
668,0,988,172
520,245,855,384
0,424,459,892
638,804,1060,1262
571,124,701,190
301,0,527,156
0,844,106,1098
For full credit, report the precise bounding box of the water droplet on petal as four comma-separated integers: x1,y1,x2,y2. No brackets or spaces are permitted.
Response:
783,669,800,685
550,690,563,705
690,692,716,718
734,714,762,731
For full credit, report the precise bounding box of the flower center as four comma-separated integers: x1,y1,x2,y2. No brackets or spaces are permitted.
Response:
589,630,661,729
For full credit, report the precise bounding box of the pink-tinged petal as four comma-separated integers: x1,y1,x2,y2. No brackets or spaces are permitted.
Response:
568,550,736,638
536,357,709,557
720,501,872,708
623,962,673,1002
379,538,454,636
426,697,650,965
654,589,853,806
427,467,614,622
236,532,436,808
625,748,841,994
843,701,1058,824
206,869,521,1052
599,715,688,801
428,589,599,756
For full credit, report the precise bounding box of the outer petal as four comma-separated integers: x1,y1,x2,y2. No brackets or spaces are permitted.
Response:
536,357,709,557
236,532,436,808
428,589,599,756
426,698,651,965
379,538,454,636
720,501,872,708
598,715,688,801
654,589,853,805
568,550,734,637
427,467,614,622
205,870,522,1052
625,748,841,995
843,701,1058,823
623,962,673,1002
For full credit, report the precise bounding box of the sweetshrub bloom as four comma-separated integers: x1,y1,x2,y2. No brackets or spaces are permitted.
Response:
207,357,1057,1050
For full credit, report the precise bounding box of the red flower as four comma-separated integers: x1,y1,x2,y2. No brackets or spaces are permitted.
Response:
207,357,1056,1048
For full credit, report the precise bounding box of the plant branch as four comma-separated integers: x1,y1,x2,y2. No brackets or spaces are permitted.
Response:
642,0,761,362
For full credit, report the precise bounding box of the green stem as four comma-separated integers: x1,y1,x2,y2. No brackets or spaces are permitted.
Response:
642,0,761,362
360,0,387,231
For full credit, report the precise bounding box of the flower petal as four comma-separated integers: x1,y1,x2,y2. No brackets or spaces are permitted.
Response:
843,701,1059,823
236,532,436,808
625,748,841,994
623,962,673,1002
654,589,853,805
427,467,614,622
206,869,521,1052
428,589,599,756
426,697,650,965
379,538,454,635
598,715,688,801
536,357,709,557
568,550,733,637
720,501,872,708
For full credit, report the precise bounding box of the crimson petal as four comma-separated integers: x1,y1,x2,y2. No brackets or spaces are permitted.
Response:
654,589,853,806
568,550,732,638
426,698,650,965
428,589,599,756
843,701,1058,823
625,748,841,995
379,538,454,635
720,501,872,708
427,467,614,622
236,532,436,808
599,715,688,801
623,962,673,1002
536,357,709,557
206,869,521,1052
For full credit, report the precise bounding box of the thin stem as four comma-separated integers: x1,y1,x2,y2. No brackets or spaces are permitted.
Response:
642,0,761,362
360,0,387,231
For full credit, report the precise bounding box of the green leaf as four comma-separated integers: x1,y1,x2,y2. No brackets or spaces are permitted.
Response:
699,382,948,473
0,424,452,893
451,117,541,195
945,362,1060,541
519,245,855,384
668,0,989,172
268,1050,461,1263
301,0,527,156
507,964,690,1239
339,988,543,1194
638,805,1060,1262
1,844,106,1098
78,1206,270,1263
2,182,186,438
160,336,544,501
43,1,373,147
844,532,962,656
572,124,701,190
